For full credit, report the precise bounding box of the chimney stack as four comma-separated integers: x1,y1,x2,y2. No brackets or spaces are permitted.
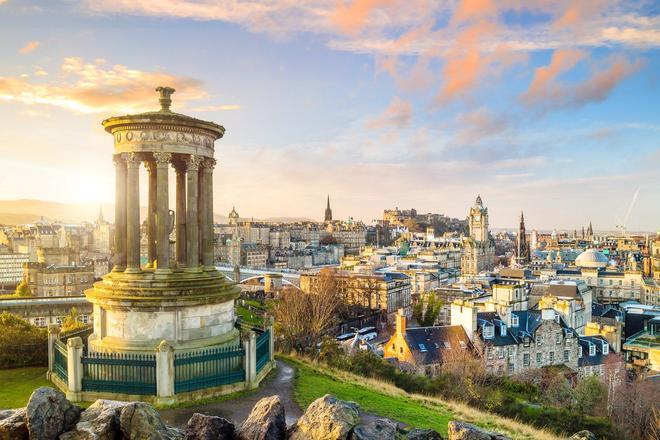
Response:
396,308,407,336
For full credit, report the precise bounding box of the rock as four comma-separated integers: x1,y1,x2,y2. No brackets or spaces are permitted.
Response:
569,431,598,440
119,402,183,440
0,408,28,440
447,421,510,440
351,418,398,439
289,394,360,440
26,387,81,440
185,413,235,440
406,428,443,440
236,395,286,440
59,399,130,440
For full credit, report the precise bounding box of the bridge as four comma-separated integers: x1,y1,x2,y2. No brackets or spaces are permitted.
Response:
215,265,301,287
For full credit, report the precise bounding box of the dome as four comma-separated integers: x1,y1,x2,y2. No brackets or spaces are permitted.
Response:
575,249,608,268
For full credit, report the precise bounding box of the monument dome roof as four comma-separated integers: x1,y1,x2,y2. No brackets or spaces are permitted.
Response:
575,249,608,268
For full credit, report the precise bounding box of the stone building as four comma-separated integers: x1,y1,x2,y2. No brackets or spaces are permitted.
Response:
0,252,29,289
23,262,95,297
531,280,593,334
461,195,495,275
300,269,412,323
0,296,92,328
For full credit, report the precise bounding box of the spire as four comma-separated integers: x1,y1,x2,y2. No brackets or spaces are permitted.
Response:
475,194,483,207
327,194,330,210
98,204,104,223
520,210,524,223
324,194,333,222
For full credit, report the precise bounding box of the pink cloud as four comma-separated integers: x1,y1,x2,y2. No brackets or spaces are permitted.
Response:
18,40,40,54
331,0,394,35
367,96,412,129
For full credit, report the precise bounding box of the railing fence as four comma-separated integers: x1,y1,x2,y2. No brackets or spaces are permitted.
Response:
256,329,270,373
53,339,68,383
174,343,245,393
81,351,157,395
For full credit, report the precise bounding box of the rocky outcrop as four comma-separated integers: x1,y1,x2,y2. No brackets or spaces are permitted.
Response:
59,399,130,440
26,387,81,440
447,421,510,440
569,431,598,440
119,402,183,440
406,428,443,440
0,408,28,440
288,394,360,440
237,395,286,440
350,418,399,440
185,413,234,440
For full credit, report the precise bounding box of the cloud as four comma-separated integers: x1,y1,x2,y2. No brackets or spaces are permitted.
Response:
18,40,40,54
331,0,393,35
367,96,412,129
455,107,509,144
0,57,206,113
190,104,241,112
521,53,644,112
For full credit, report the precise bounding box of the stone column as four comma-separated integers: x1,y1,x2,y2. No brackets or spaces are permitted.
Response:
174,161,187,268
145,160,157,268
47,324,60,378
267,316,275,362
156,341,175,403
154,152,172,273
198,163,207,271
202,158,216,270
112,154,127,272
125,153,141,273
66,337,83,401
246,331,257,388
185,155,202,272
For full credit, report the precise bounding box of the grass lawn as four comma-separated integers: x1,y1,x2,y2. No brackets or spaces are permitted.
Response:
236,306,264,326
284,356,560,440
0,367,50,409
291,359,453,435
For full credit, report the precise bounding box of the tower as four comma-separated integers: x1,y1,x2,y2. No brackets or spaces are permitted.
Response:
514,211,530,266
587,222,593,239
461,195,495,275
324,194,333,222
86,87,240,354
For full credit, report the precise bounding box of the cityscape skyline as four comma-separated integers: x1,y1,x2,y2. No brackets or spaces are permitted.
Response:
0,0,659,230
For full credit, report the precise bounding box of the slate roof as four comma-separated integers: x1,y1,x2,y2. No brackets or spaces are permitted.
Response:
476,310,576,347
404,325,470,365
578,335,612,367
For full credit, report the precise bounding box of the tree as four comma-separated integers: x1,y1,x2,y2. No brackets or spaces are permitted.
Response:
0,312,47,368
412,293,442,327
273,283,340,353
15,280,29,297
573,376,607,415
61,307,87,333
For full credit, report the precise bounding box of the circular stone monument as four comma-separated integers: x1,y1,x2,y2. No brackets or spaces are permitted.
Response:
86,87,240,353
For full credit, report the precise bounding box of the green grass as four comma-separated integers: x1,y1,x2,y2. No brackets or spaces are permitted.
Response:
289,358,454,435
0,367,50,409
236,306,264,326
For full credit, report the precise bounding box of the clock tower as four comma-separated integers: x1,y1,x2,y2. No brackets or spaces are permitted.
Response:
461,195,495,276
468,195,489,242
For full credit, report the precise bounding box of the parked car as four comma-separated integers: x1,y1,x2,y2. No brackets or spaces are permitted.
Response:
357,326,377,341
336,333,356,342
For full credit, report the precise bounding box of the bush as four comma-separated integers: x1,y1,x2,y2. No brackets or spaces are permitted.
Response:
0,312,48,368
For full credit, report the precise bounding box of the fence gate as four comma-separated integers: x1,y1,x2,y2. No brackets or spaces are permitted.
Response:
174,344,245,393
256,329,270,374
81,351,157,395
53,339,68,383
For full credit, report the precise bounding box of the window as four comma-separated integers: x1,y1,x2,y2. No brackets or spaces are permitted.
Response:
81,315,89,324
549,351,555,362
511,315,519,327
418,343,428,353
34,317,46,327
483,325,494,339
578,346,583,358
556,333,561,344
564,350,570,362
602,343,609,355
399,347,403,354
536,335,543,346
498,348,504,359
536,352,542,364
487,347,493,360
523,353,530,366
500,323,506,336
589,343,596,356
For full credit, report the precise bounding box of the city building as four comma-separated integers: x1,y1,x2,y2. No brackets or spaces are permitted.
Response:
23,262,95,297
0,252,29,289
461,195,495,275
0,296,92,328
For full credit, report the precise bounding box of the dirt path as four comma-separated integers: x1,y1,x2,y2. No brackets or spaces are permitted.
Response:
160,360,303,428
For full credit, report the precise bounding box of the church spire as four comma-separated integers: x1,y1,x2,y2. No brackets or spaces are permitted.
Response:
324,194,333,222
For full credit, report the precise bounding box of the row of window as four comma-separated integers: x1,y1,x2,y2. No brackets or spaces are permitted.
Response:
32,314,90,327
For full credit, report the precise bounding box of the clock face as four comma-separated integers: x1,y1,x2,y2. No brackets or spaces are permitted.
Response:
475,215,481,221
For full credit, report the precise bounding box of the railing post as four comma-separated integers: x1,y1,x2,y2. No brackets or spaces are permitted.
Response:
267,317,275,362
47,324,60,380
244,331,257,388
66,337,83,402
156,341,175,404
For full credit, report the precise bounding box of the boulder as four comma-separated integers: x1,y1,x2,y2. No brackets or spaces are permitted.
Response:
26,387,81,440
236,395,286,440
406,428,443,440
569,431,598,440
447,421,510,440
351,418,398,440
289,394,360,440
59,399,130,440
0,408,28,440
119,402,183,440
185,413,235,440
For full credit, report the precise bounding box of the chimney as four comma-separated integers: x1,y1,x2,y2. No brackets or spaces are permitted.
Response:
541,308,555,320
451,300,478,342
396,308,407,336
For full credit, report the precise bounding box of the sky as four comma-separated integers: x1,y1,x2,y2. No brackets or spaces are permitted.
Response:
0,0,659,231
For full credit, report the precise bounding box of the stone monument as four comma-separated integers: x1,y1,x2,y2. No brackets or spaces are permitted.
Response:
86,86,240,353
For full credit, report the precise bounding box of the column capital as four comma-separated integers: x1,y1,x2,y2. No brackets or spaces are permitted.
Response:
112,154,126,167
201,158,217,171
184,154,203,171
153,152,172,166
124,152,141,167
143,160,157,174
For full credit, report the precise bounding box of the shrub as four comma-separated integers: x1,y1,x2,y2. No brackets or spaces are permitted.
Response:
0,312,48,368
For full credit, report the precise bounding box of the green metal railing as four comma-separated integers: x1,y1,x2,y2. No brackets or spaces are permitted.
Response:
256,329,270,373
174,344,245,393
53,339,68,382
81,351,157,395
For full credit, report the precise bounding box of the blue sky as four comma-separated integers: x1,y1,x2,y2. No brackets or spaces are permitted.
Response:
0,0,658,231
